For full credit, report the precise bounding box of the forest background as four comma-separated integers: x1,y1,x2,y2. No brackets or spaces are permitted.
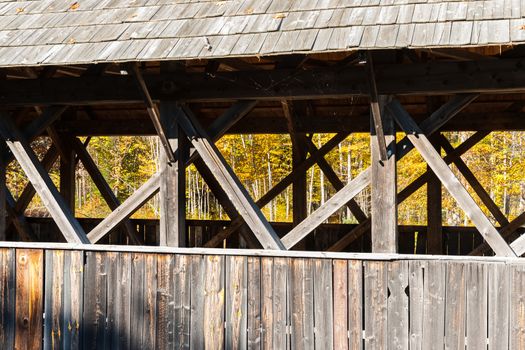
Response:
6,131,525,227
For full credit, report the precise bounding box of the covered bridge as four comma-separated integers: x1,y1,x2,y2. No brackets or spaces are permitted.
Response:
0,0,525,349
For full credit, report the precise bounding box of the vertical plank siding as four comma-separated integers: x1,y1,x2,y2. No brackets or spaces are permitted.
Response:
0,248,524,349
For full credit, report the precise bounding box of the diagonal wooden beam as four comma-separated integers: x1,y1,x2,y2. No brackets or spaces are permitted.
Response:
281,169,370,249
389,100,516,257
285,94,478,250
87,173,161,243
328,131,489,252
204,132,349,248
439,135,509,227
470,213,525,256
176,105,284,250
87,100,257,244
303,138,368,223
130,63,176,163
5,190,37,241
0,114,89,244
71,137,143,245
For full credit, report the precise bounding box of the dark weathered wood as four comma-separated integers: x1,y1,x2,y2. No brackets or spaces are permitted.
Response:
0,115,89,244
82,252,107,350
0,143,5,241
44,249,63,350
408,261,425,350
174,254,191,349
313,259,333,349
371,95,397,253
290,258,314,350
190,255,205,349
4,58,523,106
427,135,443,254
364,261,387,349
390,101,516,257
159,101,188,247
156,253,173,350
247,257,261,349
15,249,43,350
0,248,15,349
176,106,284,250
144,254,157,350
59,137,76,214
225,255,247,350
444,262,466,350
261,257,288,350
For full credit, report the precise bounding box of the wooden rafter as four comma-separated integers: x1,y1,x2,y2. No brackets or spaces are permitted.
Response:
367,52,388,161
175,106,284,250
389,100,516,257
0,114,89,244
130,63,176,163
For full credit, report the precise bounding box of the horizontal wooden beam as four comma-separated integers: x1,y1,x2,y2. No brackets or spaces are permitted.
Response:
2,58,525,105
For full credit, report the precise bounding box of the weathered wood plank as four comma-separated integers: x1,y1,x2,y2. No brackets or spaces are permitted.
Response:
144,254,157,349
488,262,509,350
390,100,516,257
387,261,409,350
313,258,333,349
247,257,261,349
82,251,107,350
15,249,43,350
371,95,397,253
408,261,426,350
364,261,387,349
421,261,446,350
174,254,191,349
225,255,247,350
510,263,525,350
43,249,63,350
156,253,174,350
261,257,289,350
0,248,15,349
131,253,146,349
204,255,224,350
466,263,488,349
333,260,348,350
190,255,205,350
290,258,314,350
444,262,466,350
348,260,363,350
427,135,443,254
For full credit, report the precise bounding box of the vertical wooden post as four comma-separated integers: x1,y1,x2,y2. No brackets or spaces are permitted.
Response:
0,142,6,240
159,101,188,247
371,96,397,253
427,135,443,254
59,137,76,215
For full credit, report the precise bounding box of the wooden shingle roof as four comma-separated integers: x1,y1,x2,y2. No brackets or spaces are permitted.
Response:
0,0,523,67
